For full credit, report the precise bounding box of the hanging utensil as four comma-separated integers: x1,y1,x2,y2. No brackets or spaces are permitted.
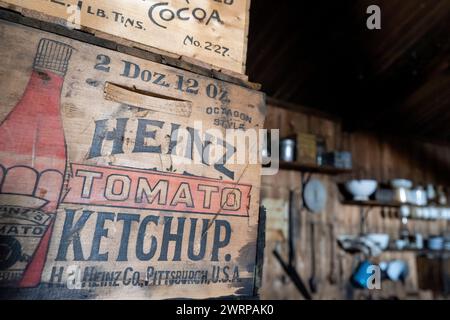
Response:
309,219,318,294
273,189,312,300
328,221,338,285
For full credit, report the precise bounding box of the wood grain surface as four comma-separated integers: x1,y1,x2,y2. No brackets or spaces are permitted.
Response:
0,0,250,74
0,19,266,299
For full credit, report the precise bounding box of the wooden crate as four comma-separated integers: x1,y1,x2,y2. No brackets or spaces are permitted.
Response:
0,19,266,299
0,0,251,76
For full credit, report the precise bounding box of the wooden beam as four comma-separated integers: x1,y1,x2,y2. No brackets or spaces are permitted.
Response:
267,97,341,122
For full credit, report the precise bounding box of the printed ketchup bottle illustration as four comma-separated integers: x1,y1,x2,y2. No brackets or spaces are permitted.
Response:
0,39,72,287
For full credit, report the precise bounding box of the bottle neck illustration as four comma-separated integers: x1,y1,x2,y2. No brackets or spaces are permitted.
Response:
0,68,66,166
0,38,73,289
0,38,73,206
0,38,72,168
0,39,72,207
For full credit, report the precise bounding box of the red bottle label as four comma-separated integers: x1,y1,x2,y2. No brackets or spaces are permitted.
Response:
0,39,72,287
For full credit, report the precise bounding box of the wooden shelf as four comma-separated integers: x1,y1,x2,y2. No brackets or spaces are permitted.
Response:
341,199,450,209
279,161,352,175
341,200,401,208
386,248,450,255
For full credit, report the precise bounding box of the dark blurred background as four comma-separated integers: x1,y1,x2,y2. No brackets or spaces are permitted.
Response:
247,0,450,143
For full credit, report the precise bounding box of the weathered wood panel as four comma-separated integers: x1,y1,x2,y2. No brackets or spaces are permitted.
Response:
0,20,266,299
260,103,450,300
0,0,250,75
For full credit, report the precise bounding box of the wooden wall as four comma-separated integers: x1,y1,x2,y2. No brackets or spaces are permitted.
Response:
259,103,450,300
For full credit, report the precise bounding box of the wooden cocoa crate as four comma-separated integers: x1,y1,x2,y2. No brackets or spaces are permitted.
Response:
0,18,266,299
0,0,251,78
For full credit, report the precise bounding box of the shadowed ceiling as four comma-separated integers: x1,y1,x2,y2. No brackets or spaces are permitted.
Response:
247,0,450,143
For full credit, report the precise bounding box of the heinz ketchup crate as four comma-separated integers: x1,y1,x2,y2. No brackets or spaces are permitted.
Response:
0,0,251,76
0,19,266,299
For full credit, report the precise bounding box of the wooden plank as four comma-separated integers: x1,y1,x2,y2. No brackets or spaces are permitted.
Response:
279,162,352,175
266,97,341,122
103,82,193,117
0,0,250,75
0,9,260,89
0,20,266,299
260,103,450,300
